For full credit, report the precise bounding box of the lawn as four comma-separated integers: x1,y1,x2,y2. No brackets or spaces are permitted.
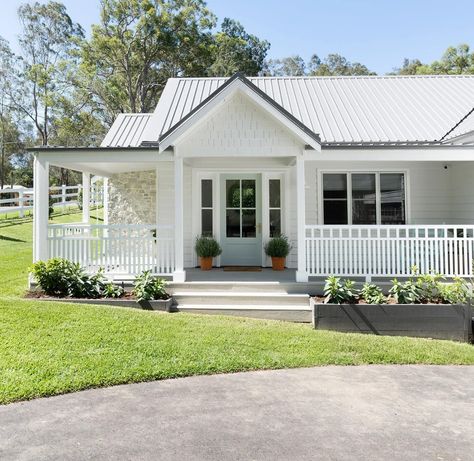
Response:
0,212,473,404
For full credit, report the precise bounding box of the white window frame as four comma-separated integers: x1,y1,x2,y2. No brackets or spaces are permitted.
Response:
317,169,410,225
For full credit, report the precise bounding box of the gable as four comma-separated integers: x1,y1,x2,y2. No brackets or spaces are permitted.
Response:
178,92,304,156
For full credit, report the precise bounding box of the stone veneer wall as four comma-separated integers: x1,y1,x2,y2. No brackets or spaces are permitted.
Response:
108,170,156,224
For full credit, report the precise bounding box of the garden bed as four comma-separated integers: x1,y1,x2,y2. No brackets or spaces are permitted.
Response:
311,299,473,343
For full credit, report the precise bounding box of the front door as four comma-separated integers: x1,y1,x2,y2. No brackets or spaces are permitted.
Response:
220,174,262,266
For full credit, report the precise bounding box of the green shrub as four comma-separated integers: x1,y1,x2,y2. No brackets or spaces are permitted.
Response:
414,269,443,303
360,283,386,304
389,279,422,304
194,236,222,258
439,277,469,304
264,235,292,258
103,282,124,299
133,270,169,301
324,276,358,304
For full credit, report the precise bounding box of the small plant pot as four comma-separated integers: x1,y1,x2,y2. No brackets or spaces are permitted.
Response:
271,256,285,271
200,257,213,271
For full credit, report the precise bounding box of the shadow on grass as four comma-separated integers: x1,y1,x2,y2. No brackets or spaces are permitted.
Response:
0,234,26,243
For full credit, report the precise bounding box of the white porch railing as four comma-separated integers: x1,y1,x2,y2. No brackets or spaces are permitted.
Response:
48,224,175,276
305,225,474,277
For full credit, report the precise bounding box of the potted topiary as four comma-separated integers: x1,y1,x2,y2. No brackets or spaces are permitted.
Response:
195,236,222,270
264,234,292,271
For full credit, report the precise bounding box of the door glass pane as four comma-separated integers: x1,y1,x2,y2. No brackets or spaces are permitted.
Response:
201,209,213,236
352,174,376,224
226,209,240,237
201,179,212,208
380,173,405,224
269,179,281,208
324,201,348,224
323,174,347,199
242,209,256,238
241,180,256,208
226,180,240,208
270,209,281,237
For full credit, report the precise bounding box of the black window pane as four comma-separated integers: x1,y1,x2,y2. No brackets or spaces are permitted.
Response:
242,209,256,238
201,179,212,208
241,180,256,208
226,180,240,208
269,209,281,237
201,209,213,236
380,174,405,224
352,174,375,199
269,179,281,208
352,202,376,224
324,201,348,224
226,209,240,237
323,174,347,199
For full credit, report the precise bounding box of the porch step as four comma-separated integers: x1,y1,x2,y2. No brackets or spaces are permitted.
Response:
172,292,311,309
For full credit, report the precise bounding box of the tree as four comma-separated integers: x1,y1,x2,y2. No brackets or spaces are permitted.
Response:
264,55,306,76
308,53,375,76
11,1,84,146
80,0,216,122
207,18,270,77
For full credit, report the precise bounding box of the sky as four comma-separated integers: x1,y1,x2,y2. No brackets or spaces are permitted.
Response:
0,0,473,74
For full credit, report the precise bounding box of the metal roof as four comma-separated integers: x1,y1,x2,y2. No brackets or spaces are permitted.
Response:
441,108,474,142
138,75,474,145
101,113,152,147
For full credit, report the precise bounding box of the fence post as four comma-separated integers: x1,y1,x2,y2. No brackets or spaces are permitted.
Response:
18,190,24,218
61,184,66,211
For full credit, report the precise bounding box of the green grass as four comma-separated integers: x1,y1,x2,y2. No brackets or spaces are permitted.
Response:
0,212,473,404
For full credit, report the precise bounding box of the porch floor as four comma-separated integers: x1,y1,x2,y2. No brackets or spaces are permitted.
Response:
184,268,297,282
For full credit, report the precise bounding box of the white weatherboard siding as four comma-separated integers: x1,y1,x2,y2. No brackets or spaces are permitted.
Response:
450,162,474,223
178,92,303,157
305,161,452,225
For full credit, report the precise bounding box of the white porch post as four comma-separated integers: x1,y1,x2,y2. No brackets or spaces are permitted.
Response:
295,154,308,282
82,172,90,223
103,177,109,225
173,156,186,282
33,154,49,262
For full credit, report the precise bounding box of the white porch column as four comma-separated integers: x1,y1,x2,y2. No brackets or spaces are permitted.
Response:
82,172,90,223
173,156,186,282
33,154,49,262
103,177,109,225
295,154,308,282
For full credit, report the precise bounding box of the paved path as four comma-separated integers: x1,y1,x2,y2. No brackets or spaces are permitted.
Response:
1,366,474,460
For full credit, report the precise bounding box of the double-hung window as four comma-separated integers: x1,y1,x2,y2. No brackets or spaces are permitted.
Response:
322,172,406,225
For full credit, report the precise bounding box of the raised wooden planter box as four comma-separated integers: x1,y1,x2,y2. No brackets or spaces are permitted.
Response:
37,297,174,312
311,299,473,342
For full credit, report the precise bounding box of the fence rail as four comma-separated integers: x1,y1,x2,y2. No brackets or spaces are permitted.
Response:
305,225,474,278
0,184,103,216
48,223,175,276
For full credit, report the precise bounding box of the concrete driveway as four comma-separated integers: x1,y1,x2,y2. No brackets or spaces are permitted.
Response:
1,365,473,461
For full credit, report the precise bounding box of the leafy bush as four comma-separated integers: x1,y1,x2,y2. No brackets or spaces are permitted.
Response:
264,235,292,258
360,283,386,304
389,279,423,304
133,270,169,301
194,236,222,258
413,268,443,303
31,258,125,299
439,277,469,304
103,282,124,299
324,276,358,304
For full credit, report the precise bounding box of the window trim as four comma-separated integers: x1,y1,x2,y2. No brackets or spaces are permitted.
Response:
318,169,410,225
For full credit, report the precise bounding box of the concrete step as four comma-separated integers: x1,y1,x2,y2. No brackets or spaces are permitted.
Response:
172,292,310,308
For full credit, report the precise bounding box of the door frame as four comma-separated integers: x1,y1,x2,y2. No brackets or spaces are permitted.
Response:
191,167,288,268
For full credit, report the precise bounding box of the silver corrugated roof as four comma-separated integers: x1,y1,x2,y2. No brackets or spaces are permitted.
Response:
101,113,153,147
442,109,474,141
140,75,474,144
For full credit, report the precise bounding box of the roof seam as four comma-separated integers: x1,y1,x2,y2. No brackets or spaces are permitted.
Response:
439,107,474,141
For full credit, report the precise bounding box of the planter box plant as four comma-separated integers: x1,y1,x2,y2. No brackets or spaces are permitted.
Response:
195,235,222,270
312,274,474,342
264,235,292,271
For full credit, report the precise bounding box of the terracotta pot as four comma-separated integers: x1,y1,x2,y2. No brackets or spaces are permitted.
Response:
271,256,285,271
200,257,213,271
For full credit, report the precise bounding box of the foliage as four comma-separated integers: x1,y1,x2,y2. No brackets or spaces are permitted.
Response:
208,18,270,77
415,271,443,303
102,281,124,298
360,283,386,304
264,234,292,258
324,276,358,304
439,278,470,305
133,270,169,301
195,235,222,258
389,278,423,304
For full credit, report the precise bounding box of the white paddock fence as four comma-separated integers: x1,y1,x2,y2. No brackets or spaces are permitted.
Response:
305,225,474,278
48,224,175,277
0,183,103,216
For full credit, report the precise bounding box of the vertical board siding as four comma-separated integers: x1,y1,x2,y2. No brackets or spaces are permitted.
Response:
305,225,474,277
